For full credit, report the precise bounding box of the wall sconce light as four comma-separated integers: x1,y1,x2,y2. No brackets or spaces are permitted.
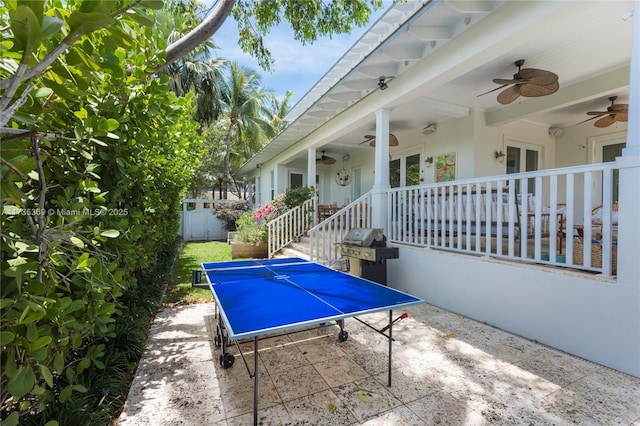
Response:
494,150,505,163
425,156,434,167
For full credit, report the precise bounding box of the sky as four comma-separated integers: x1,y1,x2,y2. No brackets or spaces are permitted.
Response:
211,3,389,106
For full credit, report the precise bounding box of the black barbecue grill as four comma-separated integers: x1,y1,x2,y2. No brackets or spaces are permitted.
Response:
340,228,399,285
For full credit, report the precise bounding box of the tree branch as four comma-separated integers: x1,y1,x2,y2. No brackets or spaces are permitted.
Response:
157,0,236,73
0,33,81,90
32,137,48,283
0,63,27,112
0,85,33,127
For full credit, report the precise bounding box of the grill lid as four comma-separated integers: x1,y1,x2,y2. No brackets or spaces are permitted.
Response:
342,228,385,247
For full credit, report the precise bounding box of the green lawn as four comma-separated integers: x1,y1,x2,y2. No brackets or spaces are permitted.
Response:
164,241,231,304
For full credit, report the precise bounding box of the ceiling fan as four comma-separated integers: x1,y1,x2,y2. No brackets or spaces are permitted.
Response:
577,96,629,128
359,133,399,147
478,59,559,105
316,151,336,165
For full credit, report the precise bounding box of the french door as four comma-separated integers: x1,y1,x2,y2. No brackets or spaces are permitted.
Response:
506,141,542,194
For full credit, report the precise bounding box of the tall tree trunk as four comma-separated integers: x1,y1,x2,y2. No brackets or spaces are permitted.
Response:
223,122,235,199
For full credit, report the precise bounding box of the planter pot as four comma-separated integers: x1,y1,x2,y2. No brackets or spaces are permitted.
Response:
230,241,268,259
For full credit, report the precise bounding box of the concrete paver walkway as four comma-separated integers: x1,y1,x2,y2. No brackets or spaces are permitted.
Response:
117,302,640,425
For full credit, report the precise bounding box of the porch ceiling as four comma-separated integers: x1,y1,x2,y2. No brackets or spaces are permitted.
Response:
238,0,633,174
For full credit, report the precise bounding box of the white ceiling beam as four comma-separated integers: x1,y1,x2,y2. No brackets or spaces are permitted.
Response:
358,64,400,79
422,97,471,118
327,91,362,102
381,45,425,61
408,25,452,41
342,79,375,91
316,101,349,110
444,0,494,14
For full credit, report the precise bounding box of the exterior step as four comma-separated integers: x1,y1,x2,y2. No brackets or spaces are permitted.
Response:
278,246,310,260
289,240,310,255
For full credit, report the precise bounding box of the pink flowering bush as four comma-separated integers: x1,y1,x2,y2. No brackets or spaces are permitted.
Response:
235,194,287,246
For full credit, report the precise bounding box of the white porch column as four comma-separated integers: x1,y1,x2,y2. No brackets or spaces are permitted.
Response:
371,109,391,229
615,0,640,377
247,178,253,209
624,0,639,157
307,147,317,188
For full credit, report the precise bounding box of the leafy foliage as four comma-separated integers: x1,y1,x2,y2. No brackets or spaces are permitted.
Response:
234,186,313,246
283,186,315,209
232,0,383,70
235,194,286,246
214,200,249,232
1,1,203,422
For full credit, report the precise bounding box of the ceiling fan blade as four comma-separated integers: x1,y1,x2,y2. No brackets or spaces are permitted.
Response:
477,84,509,97
594,114,617,128
586,111,609,116
611,103,628,112
519,68,558,86
323,156,336,165
367,133,399,147
574,115,600,126
497,85,521,104
492,78,524,85
520,80,559,98
615,112,628,122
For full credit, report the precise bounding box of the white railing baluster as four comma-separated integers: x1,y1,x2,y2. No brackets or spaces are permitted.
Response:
385,163,618,276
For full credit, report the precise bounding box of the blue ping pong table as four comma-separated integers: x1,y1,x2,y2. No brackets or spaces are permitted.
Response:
202,257,423,425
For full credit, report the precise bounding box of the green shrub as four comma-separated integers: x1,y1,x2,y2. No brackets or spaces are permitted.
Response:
283,186,315,208
234,194,286,246
214,201,249,231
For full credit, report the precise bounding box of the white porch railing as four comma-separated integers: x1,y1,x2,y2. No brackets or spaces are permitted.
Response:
267,197,316,258
388,163,619,276
308,193,372,263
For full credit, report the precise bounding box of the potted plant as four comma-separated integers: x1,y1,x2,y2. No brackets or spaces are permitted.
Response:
231,195,286,259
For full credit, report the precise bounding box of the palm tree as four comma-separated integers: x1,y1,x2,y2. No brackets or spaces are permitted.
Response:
270,90,295,132
218,61,276,198
157,1,226,125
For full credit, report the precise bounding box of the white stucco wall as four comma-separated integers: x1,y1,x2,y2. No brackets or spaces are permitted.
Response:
386,244,640,378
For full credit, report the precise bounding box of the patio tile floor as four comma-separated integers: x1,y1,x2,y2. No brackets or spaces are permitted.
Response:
117,302,640,425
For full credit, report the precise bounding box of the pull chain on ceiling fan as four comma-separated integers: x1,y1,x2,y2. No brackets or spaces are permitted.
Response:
576,96,629,128
478,59,559,105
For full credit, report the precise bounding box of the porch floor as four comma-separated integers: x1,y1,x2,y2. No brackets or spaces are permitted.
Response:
117,302,639,425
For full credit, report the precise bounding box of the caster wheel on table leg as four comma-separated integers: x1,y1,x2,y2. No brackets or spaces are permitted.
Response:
338,330,349,342
220,353,235,368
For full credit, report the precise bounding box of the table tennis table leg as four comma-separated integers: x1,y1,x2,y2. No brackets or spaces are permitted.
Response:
388,310,392,387
253,335,258,426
